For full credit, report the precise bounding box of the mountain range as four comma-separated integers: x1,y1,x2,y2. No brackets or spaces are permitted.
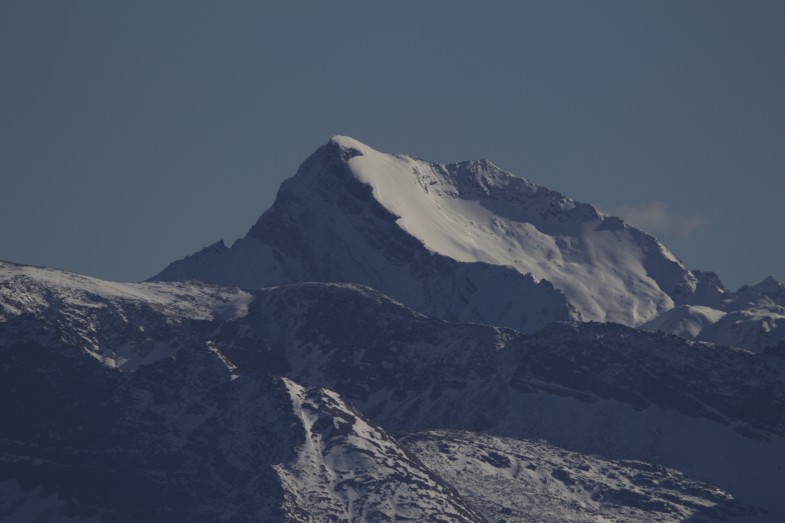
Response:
155,136,785,352
2,137,784,522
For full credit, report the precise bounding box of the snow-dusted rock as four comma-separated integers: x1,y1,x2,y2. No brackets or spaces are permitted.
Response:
277,380,483,523
152,136,785,351
0,260,252,370
404,430,759,523
641,305,728,339
153,136,703,330
643,274,785,352
208,282,785,519
0,272,482,522
2,262,785,520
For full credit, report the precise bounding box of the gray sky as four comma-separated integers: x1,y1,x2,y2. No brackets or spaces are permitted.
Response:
1,1,783,290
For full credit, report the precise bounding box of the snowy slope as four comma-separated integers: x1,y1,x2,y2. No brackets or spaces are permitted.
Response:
0,260,252,370
154,136,700,329
642,274,785,352
277,380,483,522
641,305,728,339
329,136,694,324
404,430,758,523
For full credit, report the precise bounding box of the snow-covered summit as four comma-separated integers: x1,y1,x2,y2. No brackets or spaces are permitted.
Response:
328,134,374,153
154,136,697,328
337,136,699,323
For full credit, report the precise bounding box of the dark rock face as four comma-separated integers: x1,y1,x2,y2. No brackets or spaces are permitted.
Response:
0,337,295,523
211,284,785,439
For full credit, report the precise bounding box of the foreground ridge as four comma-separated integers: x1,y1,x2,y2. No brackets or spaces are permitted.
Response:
2,261,784,521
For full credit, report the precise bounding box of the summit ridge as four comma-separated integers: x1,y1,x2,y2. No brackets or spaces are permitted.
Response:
154,136,694,327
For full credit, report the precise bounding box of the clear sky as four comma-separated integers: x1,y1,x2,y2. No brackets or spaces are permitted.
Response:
1,1,783,290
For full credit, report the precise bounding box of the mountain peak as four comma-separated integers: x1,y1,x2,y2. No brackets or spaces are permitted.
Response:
154,136,699,327
738,275,784,294
328,134,373,152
